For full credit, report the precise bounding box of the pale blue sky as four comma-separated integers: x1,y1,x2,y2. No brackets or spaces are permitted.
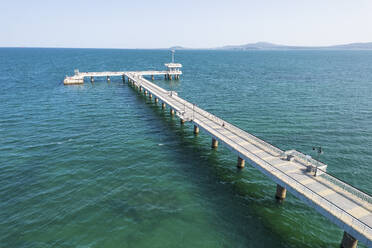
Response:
1,0,371,48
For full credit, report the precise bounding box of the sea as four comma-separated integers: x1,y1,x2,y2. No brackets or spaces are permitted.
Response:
0,48,371,247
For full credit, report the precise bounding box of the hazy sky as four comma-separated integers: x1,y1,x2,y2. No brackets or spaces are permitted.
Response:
1,0,372,48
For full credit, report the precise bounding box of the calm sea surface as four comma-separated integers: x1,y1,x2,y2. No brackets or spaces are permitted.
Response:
0,48,371,247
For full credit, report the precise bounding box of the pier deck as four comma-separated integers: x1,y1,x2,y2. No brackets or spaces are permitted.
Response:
64,68,372,247
64,70,181,85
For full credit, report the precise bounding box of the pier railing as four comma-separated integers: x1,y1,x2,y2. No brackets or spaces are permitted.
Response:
318,169,372,205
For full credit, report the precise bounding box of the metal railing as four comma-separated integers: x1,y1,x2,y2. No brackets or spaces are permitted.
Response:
318,169,372,205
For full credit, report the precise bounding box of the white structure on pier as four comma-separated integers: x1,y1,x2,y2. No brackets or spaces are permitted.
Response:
165,50,182,80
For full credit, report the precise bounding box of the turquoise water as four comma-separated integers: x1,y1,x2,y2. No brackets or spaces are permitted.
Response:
0,48,371,247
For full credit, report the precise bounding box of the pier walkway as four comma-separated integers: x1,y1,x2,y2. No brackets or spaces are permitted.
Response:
64,68,372,248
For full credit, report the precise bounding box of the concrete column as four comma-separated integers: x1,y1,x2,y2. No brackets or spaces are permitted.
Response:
151,75,154,80
169,75,172,80
139,86,143,92
149,93,152,99
237,156,245,169
170,109,175,115
275,184,287,200
144,90,148,96
341,232,358,248
90,76,94,83
107,76,110,82
165,74,167,80
180,119,185,125
122,75,125,83
211,138,218,148
155,97,159,103
194,125,199,134
162,103,166,109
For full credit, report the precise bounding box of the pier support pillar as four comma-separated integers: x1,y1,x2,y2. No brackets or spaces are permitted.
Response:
144,90,148,96
90,76,94,83
162,103,166,109
211,138,218,148
165,75,167,80
340,232,358,248
122,75,125,83
107,76,110,82
155,97,159,103
170,109,175,115
169,75,172,80
237,156,245,169
151,75,154,80
180,119,185,125
275,184,287,200
149,93,152,99
194,125,199,134
139,86,143,92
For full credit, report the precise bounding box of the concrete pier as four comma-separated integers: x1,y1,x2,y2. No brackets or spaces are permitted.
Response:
180,119,185,125
341,232,358,248
149,93,153,99
90,76,94,83
155,97,159,103
107,76,110,82
237,156,245,169
211,138,218,148
275,184,287,200
162,103,166,109
170,108,175,115
122,75,125,83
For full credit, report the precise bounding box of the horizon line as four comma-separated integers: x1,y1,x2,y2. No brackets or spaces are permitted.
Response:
1,40,372,50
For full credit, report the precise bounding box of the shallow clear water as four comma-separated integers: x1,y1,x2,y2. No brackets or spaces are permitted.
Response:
0,48,371,247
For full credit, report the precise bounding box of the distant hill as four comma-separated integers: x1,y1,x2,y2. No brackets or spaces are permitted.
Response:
329,42,372,50
169,46,188,50
170,42,372,50
218,41,372,50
